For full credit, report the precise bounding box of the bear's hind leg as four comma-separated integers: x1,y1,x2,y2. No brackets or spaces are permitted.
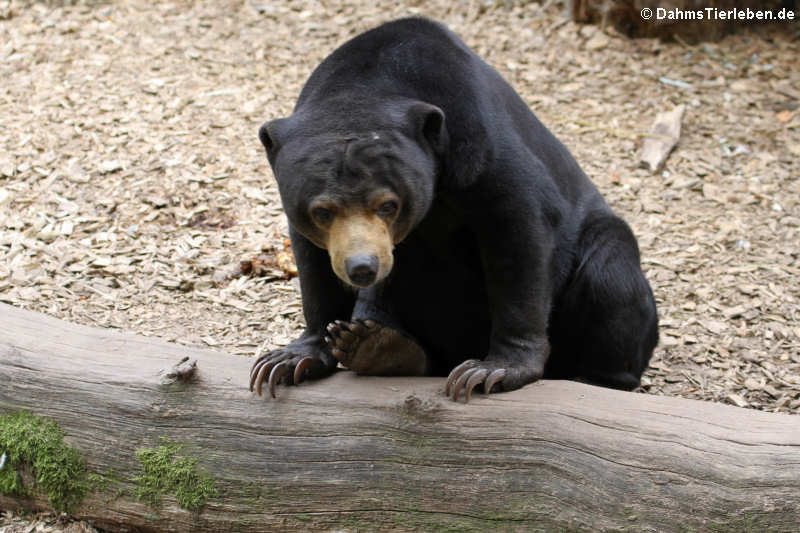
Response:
324,286,431,376
325,319,430,376
548,214,658,390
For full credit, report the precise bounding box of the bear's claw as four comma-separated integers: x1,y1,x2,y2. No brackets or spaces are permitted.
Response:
293,356,314,385
445,359,507,402
249,352,317,398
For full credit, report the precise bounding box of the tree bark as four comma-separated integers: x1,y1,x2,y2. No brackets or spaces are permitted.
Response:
1,302,798,532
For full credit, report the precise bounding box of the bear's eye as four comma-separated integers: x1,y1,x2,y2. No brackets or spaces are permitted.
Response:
376,201,398,219
311,207,334,226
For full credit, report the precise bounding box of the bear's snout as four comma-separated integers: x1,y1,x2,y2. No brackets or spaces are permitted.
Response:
345,254,379,287
326,211,394,288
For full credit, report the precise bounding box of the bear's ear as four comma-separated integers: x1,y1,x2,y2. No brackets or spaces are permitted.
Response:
408,102,447,155
258,118,287,159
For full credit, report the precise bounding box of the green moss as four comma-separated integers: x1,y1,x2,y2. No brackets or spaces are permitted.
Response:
87,470,111,492
0,456,26,496
133,437,217,511
0,411,88,512
86,469,129,503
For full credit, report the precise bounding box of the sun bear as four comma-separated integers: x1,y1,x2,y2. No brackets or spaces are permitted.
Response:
249,17,658,402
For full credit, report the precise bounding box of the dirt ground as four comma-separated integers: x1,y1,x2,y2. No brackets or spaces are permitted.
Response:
0,0,798,529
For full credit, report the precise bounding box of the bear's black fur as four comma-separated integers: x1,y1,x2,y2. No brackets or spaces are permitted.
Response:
250,17,658,401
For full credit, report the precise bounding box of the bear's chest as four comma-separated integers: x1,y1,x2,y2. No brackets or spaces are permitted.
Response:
397,200,483,276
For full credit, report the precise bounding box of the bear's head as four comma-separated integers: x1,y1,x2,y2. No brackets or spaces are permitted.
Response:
259,100,447,288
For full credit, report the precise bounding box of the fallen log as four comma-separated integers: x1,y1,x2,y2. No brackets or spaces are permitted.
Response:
0,302,798,533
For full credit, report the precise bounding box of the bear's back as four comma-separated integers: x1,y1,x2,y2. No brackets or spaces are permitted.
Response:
297,17,475,108
294,17,597,202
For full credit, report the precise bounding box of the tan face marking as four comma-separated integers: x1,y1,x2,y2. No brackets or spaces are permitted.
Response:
308,189,401,287
327,210,394,287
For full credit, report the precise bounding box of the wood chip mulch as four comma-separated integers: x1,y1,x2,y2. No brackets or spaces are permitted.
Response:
1,1,798,413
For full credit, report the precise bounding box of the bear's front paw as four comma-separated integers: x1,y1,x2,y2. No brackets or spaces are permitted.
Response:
249,343,333,398
445,360,506,403
445,357,544,403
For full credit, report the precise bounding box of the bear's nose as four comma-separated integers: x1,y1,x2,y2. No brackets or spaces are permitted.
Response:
345,254,379,287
